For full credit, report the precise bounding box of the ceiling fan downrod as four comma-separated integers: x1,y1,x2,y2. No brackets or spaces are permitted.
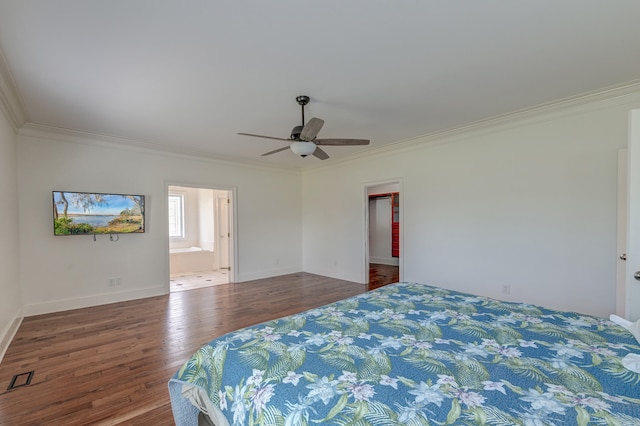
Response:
296,95,310,126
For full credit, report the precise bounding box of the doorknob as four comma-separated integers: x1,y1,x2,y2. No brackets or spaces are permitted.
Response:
620,253,627,261
635,271,640,281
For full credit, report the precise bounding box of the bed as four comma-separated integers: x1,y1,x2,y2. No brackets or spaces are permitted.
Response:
169,283,640,425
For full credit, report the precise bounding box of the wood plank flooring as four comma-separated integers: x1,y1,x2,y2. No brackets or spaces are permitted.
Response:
0,271,397,425
369,263,400,290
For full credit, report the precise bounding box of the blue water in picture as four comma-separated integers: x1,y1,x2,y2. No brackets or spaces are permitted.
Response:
70,215,119,227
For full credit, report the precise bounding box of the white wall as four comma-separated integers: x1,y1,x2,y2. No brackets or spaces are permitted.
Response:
197,188,215,252
0,110,22,359
18,132,303,315
303,93,640,318
12,90,640,321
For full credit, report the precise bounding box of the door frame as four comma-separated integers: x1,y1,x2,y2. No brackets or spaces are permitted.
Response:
362,179,403,284
164,181,237,292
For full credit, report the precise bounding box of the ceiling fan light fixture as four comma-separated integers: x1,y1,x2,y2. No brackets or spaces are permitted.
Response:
290,141,317,158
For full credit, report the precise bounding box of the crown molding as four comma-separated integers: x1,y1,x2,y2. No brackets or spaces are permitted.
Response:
304,80,640,174
0,46,26,132
19,123,303,175
10,73,640,175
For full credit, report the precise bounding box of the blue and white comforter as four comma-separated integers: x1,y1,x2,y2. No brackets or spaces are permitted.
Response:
169,283,640,425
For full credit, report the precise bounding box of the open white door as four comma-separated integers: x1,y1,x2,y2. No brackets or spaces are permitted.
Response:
216,193,230,271
616,149,628,316
626,110,640,321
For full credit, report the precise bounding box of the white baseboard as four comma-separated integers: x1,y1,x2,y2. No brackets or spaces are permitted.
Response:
370,257,399,266
22,286,167,317
0,308,23,363
235,267,301,283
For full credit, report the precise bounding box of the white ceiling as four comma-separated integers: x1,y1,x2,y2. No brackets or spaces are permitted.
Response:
1,1,640,168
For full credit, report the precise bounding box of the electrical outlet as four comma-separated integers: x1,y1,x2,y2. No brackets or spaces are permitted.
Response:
502,285,511,295
108,277,121,287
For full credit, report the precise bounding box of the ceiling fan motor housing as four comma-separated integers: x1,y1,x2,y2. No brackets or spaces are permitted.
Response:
296,95,310,106
290,125,304,140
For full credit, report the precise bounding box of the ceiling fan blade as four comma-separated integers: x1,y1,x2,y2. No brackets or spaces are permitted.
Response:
312,146,329,160
299,117,324,141
315,138,370,146
238,132,290,142
261,146,291,156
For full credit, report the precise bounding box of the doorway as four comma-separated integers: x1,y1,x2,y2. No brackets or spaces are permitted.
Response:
168,185,233,292
365,181,402,289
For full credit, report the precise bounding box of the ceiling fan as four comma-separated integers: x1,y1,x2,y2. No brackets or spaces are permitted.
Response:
237,95,369,160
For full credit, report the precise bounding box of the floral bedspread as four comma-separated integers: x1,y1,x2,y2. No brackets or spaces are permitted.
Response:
169,283,640,425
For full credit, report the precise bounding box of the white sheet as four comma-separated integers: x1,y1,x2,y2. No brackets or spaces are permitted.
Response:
181,383,230,426
610,314,640,344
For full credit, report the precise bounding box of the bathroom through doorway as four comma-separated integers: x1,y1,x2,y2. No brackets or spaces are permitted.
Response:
168,185,233,292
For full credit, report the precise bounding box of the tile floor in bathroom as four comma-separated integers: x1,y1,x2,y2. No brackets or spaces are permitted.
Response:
169,270,230,292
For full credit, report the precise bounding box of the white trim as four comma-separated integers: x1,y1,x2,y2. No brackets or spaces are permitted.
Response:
13,81,640,175
19,122,302,174
234,267,302,283
0,308,23,363
22,286,165,317
370,257,399,266
0,46,26,131
304,81,640,175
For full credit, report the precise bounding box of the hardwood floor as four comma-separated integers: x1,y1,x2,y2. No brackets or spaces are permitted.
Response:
0,270,399,425
369,263,400,290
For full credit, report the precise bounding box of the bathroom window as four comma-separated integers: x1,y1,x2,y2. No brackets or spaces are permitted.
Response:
168,193,185,238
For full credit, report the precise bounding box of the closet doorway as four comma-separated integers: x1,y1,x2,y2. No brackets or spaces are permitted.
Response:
365,182,401,289
168,185,233,292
